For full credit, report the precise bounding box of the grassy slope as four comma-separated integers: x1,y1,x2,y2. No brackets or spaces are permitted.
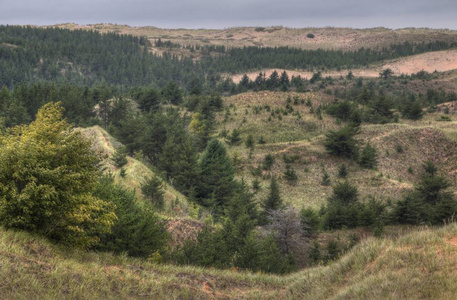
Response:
218,91,457,209
2,223,457,299
79,126,205,246
80,126,189,212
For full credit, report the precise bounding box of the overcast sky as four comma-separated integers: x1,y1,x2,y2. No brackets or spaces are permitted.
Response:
1,0,456,29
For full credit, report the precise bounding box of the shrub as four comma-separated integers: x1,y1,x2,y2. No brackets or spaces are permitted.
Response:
262,154,275,170
0,103,116,247
338,164,348,178
324,124,359,159
284,164,298,183
359,143,378,169
321,171,331,186
245,134,255,149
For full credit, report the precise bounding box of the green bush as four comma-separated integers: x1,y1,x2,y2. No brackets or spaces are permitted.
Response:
324,124,359,159
359,143,378,169
0,103,116,247
94,175,168,257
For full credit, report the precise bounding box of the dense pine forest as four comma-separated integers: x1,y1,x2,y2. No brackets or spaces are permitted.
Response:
3,26,457,90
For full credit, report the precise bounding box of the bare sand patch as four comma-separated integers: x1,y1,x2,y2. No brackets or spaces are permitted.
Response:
231,50,457,82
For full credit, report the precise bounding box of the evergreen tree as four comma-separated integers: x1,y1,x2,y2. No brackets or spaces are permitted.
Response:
94,175,168,257
338,164,348,178
358,143,378,169
137,88,161,112
324,124,359,159
324,181,360,229
402,98,424,120
141,176,165,210
321,171,331,186
310,240,321,263
267,70,280,89
262,153,275,170
161,82,182,105
158,127,198,195
111,146,129,168
245,134,255,149
226,128,242,145
284,164,298,183
261,177,283,223
0,102,116,246
197,139,235,215
4,98,30,127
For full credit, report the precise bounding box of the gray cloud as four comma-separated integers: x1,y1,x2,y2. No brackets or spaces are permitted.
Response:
0,0,456,29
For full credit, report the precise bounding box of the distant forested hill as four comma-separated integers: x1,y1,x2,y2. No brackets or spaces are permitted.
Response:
0,25,203,89
1,25,457,90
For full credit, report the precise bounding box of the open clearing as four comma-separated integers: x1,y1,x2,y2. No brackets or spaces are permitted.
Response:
231,49,457,82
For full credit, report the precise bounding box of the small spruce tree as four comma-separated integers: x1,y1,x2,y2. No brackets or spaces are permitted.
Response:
112,146,128,168
284,164,298,183
262,153,275,170
141,176,165,210
358,143,378,169
338,164,348,178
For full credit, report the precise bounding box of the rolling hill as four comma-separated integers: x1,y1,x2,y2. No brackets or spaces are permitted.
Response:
1,222,457,299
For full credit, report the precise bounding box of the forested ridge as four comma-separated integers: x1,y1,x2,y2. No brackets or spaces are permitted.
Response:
2,25,457,90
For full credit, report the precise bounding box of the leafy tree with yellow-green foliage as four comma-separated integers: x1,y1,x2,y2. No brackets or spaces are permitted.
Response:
0,102,116,247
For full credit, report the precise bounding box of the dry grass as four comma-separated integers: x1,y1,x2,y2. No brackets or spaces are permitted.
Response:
79,126,198,218
52,23,457,51
3,222,457,299
217,91,457,209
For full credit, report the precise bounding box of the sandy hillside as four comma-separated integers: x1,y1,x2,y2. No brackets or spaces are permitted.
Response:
231,49,457,82
52,23,457,51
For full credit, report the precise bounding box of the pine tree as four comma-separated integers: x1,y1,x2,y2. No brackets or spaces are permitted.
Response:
141,176,165,210
158,123,198,194
261,177,283,223
197,139,235,215
268,70,280,89
324,124,359,159
0,102,116,247
137,88,161,112
245,134,255,149
321,171,331,186
338,164,348,178
94,175,168,257
112,146,128,168
310,240,321,263
226,128,242,145
359,143,378,169
284,164,298,183
262,153,275,170
5,98,31,127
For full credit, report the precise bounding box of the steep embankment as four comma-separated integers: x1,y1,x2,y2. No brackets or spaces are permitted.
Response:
80,126,184,203
80,126,203,246
2,224,457,299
